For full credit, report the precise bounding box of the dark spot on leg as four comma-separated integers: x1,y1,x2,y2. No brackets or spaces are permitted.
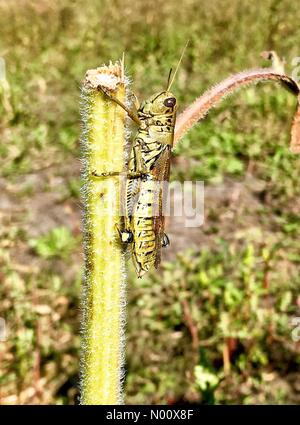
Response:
162,233,170,247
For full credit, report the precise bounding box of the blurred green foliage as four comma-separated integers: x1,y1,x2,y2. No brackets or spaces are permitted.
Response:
127,243,299,404
0,0,300,405
29,227,78,260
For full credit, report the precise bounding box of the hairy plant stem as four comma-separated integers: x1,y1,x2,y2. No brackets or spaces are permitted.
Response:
80,62,127,405
174,68,300,145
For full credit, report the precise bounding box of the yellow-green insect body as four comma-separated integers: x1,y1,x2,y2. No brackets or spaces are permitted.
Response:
92,45,188,276
93,86,180,276
124,91,177,277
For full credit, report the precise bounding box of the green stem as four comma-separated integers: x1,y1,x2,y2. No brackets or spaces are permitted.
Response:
80,62,127,405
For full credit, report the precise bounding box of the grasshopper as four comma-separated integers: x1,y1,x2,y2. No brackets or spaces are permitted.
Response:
93,48,186,277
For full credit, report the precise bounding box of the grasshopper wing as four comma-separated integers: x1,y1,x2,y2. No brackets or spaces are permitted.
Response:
151,146,172,269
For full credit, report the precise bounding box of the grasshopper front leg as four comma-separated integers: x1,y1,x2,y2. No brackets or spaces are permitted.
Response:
92,170,148,179
98,87,141,126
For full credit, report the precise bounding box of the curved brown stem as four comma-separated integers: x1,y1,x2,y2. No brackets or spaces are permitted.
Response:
174,68,299,145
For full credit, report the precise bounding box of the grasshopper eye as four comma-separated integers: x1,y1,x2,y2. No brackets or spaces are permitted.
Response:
163,97,176,108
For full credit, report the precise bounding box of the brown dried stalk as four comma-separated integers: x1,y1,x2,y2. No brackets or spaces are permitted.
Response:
174,68,300,148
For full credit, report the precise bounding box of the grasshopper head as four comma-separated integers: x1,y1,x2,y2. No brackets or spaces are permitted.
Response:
140,91,177,116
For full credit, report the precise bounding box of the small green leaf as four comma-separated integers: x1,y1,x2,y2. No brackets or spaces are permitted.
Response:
29,226,77,259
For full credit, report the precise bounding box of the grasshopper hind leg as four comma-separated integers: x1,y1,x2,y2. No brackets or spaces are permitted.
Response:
92,170,148,179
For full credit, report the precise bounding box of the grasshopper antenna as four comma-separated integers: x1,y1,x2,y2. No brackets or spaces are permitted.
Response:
121,51,125,81
166,68,173,90
167,40,189,91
